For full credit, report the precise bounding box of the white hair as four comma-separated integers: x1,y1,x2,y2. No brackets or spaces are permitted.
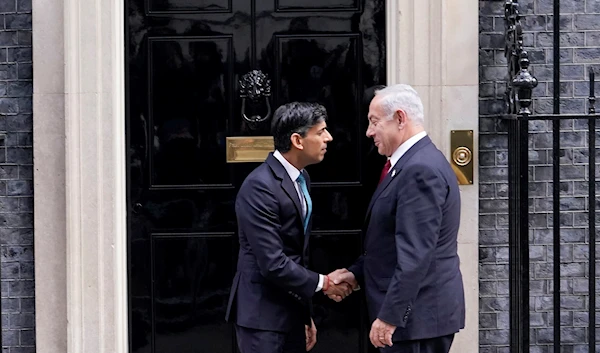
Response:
374,84,425,125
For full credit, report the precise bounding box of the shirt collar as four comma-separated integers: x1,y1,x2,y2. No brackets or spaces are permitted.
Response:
273,150,301,182
389,131,428,169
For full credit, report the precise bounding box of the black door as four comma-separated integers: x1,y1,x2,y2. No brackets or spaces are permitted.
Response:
126,1,386,352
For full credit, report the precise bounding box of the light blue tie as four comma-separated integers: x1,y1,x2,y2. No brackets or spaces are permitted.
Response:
296,173,312,233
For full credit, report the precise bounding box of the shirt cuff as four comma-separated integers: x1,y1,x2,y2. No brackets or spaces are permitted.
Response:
315,274,325,292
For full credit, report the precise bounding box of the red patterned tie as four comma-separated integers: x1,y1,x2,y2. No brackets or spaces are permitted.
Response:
378,159,391,185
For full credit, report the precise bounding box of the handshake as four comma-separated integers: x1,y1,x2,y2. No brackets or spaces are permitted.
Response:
321,268,359,302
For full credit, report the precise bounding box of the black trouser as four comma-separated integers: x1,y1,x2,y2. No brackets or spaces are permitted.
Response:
235,324,305,353
380,334,455,353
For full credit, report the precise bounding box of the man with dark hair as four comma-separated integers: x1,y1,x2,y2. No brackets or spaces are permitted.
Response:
226,102,351,353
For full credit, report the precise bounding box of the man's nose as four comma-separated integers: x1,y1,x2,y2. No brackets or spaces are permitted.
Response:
326,131,333,141
366,127,374,138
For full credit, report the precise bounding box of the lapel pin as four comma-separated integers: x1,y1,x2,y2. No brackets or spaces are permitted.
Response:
391,170,397,178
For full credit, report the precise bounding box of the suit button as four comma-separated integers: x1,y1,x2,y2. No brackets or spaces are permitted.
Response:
363,251,367,255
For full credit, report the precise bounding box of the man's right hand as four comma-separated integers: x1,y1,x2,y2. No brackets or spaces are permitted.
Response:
329,268,358,289
323,269,358,301
322,275,352,302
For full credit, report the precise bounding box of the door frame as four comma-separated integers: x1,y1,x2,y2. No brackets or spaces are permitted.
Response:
32,1,479,352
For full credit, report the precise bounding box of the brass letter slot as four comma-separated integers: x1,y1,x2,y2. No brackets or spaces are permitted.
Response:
450,130,473,185
226,136,274,163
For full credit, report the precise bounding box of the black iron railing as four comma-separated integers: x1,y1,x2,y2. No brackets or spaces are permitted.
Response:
499,0,598,352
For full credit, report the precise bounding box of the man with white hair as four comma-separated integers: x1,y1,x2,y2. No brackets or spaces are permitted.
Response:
329,84,465,352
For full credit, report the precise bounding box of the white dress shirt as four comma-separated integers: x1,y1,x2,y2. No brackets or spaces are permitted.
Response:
388,131,428,171
273,150,325,292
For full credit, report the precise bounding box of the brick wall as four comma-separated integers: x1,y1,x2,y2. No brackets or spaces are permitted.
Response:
480,0,599,352
0,0,34,351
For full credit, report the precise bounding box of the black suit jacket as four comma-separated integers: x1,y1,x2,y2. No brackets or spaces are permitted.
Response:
225,153,319,332
349,136,465,341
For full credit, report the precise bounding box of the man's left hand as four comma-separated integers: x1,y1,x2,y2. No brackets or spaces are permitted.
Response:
369,318,396,348
305,318,317,351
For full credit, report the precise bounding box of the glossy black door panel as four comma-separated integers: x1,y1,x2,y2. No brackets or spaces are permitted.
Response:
148,0,232,14
275,34,362,183
141,190,236,232
153,236,234,353
127,1,385,352
148,37,233,187
310,231,363,353
275,0,360,12
310,187,367,230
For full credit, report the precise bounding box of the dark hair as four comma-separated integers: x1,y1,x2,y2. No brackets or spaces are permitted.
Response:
271,102,327,153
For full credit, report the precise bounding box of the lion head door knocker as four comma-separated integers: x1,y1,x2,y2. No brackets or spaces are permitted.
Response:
239,70,272,124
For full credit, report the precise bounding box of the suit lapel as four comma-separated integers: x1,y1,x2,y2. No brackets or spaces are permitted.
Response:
366,169,395,213
266,155,311,258
282,176,303,219
364,136,433,221
266,153,303,223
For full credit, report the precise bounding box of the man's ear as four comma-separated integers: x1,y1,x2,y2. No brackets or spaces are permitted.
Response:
290,133,303,150
395,109,408,127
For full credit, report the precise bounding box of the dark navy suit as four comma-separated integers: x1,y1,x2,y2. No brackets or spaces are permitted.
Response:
349,136,465,352
226,153,319,353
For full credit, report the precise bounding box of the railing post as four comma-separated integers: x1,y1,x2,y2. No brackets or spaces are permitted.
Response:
588,68,596,353
505,1,537,352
